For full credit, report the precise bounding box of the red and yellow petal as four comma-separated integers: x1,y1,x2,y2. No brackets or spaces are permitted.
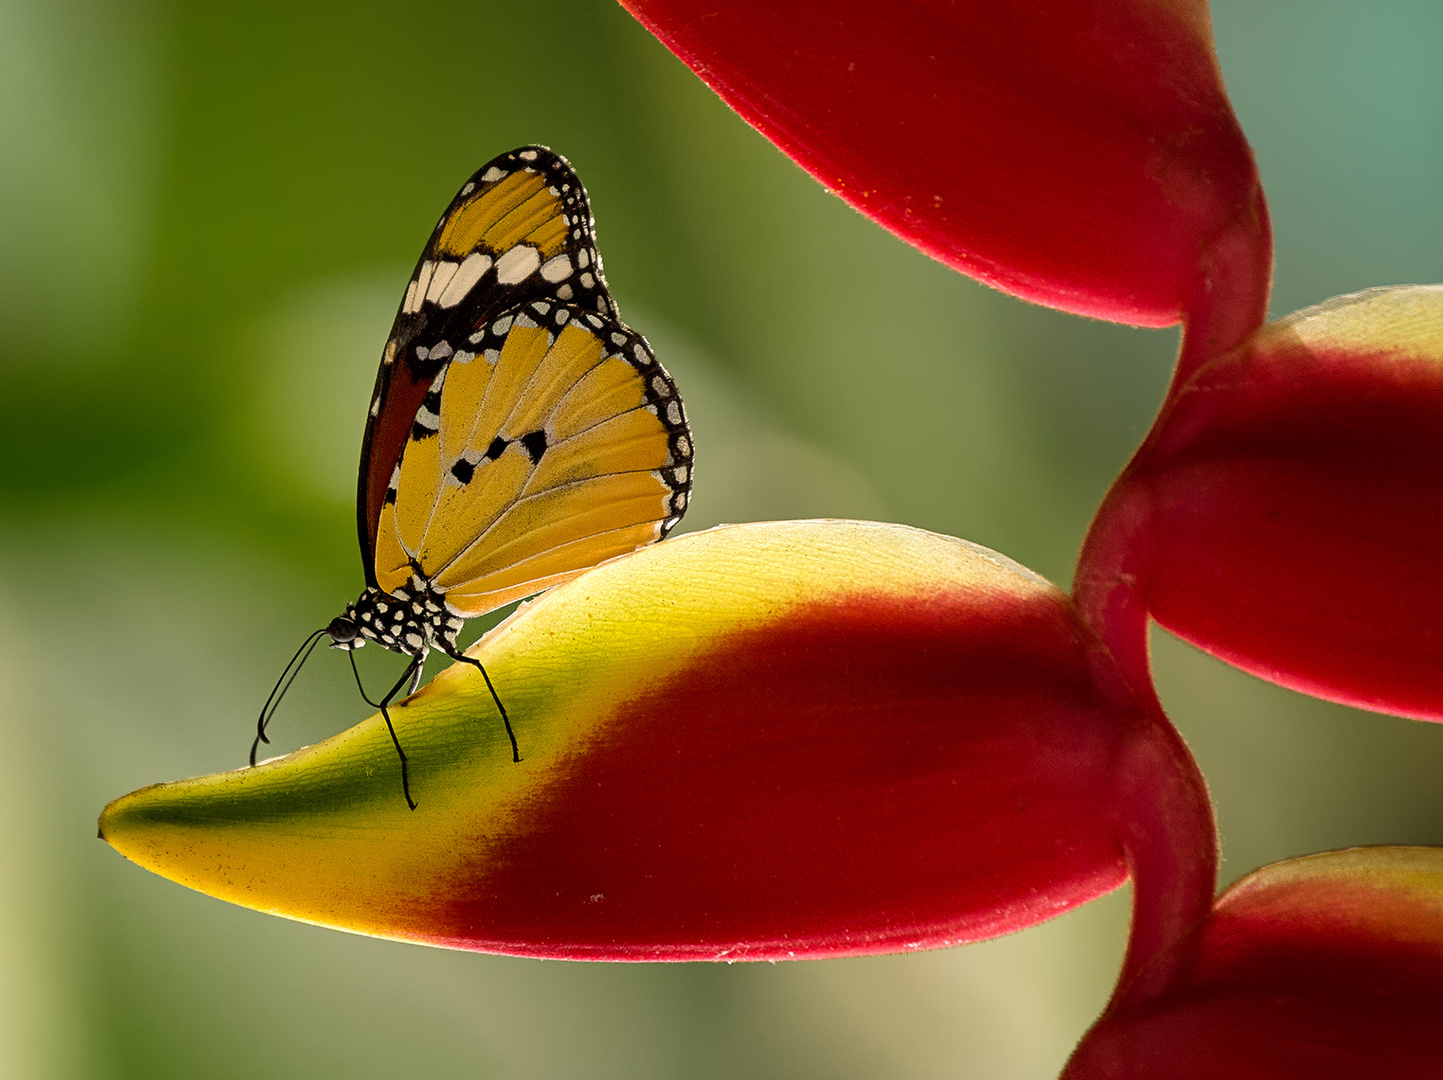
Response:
622,0,1270,343
1077,285,1443,720
101,520,1212,962
1064,847,1443,1079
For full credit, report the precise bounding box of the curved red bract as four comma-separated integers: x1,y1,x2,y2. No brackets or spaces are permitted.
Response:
100,522,1213,970
1064,849,1443,1079
422,593,1132,958
1078,288,1443,722
622,0,1269,333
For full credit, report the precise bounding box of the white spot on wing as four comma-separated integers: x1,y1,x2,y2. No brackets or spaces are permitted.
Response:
481,166,505,183
426,260,460,303
410,261,437,311
494,245,541,285
540,253,572,282
403,279,421,314
437,251,492,307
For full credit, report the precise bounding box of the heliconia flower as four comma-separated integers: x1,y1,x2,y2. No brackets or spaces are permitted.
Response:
1076,285,1443,721
620,0,1271,355
100,520,1214,978
1062,846,1443,1080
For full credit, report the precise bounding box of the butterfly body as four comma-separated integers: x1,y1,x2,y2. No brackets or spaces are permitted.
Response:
329,582,462,659
254,146,692,806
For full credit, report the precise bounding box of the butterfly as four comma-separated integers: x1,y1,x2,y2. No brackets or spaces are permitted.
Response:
251,146,693,807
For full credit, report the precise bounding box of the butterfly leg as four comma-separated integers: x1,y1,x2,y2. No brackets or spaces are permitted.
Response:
350,650,423,810
407,656,427,696
442,647,520,763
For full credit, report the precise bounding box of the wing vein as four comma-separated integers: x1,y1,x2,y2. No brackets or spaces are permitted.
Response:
425,466,671,583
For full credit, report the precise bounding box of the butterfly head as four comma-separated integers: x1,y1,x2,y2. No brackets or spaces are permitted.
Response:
326,614,364,651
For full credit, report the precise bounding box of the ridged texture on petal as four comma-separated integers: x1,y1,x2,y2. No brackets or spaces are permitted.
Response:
101,521,1205,960
1064,847,1443,1080
622,0,1269,334
1077,286,1443,720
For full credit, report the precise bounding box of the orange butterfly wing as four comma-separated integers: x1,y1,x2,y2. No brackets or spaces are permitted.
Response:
372,298,691,616
358,146,620,588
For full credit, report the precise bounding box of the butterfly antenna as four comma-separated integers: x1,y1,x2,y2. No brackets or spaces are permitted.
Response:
250,627,328,766
351,650,421,810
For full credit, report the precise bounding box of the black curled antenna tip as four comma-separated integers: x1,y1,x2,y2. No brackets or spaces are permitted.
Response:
250,627,329,766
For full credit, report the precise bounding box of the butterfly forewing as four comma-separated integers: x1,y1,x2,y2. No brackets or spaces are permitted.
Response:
358,146,618,585
371,297,691,618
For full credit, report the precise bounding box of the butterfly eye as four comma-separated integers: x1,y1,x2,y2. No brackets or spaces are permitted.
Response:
327,616,359,646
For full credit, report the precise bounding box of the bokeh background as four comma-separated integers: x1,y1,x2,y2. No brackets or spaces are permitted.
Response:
2,1,1441,1076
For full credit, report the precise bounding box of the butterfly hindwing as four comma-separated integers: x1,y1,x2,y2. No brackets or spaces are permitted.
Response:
371,296,692,617
358,146,619,586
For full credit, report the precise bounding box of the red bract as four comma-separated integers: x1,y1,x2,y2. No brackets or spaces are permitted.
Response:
1063,847,1443,1080
101,522,1214,973
1077,286,1443,720
621,0,1270,349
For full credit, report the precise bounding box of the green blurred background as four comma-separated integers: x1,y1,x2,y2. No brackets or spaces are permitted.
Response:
2,1,1441,1076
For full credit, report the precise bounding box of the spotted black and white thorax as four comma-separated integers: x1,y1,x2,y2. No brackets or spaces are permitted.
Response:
327,579,467,660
